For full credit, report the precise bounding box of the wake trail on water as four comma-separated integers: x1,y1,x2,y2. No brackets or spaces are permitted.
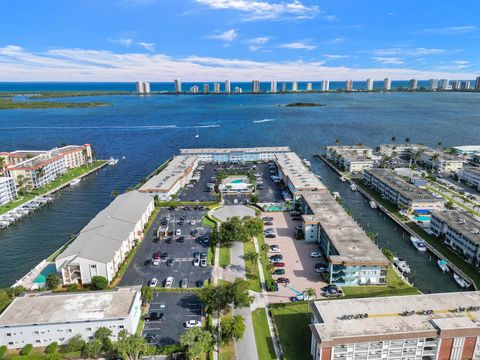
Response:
1,124,220,130
253,119,274,123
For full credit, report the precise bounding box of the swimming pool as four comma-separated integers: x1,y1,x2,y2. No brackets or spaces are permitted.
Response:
230,179,245,184
415,215,431,222
33,264,57,284
265,205,287,212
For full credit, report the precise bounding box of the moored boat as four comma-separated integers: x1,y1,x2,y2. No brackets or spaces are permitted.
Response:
108,157,119,165
453,273,470,288
393,257,411,274
437,259,449,272
350,183,357,191
410,236,427,252
70,178,81,186
369,200,377,209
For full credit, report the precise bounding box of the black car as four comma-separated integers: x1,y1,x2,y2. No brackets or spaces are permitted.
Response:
291,217,302,221
144,259,152,266
264,221,273,226
200,252,207,259
164,237,172,244
160,252,168,260
144,334,156,343
166,259,173,266
153,237,159,243
203,235,210,245
265,234,276,238
146,312,163,321
196,280,204,288
270,255,283,261
177,221,184,226
276,277,290,284
322,284,338,292
177,236,185,243
160,219,168,225
262,216,273,221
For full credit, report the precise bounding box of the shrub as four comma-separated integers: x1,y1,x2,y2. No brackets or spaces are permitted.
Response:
0,345,7,359
19,344,33,356
91,276,108,290
67,284,78,292
45,273,61,290
65,335,86,353
45,342,58,354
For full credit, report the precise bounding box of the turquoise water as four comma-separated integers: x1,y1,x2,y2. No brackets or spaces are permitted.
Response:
265,205,287,212
230,179,245,184
33,264,57,284
415,216,431,222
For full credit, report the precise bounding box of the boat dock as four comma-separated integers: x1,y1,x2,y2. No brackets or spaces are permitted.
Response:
315,154,478,291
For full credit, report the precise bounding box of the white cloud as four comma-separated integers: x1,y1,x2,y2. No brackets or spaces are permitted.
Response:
247,36,271,44
138,42,155,52
209,29,238,42
324,54,348,59
421,25,477,35
195,0,320,20
109,37,134,47
325,37,345,45
0,44,477,82
373,47,446,57
372,57,405,65
278,41,316,50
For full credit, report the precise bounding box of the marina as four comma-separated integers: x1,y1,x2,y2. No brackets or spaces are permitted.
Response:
0,196,54,229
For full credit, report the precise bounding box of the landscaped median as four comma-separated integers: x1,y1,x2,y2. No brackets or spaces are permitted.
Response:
251,308,276,360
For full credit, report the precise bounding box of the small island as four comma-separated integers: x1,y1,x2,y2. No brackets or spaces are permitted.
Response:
282,102,326,107
0,97,112,110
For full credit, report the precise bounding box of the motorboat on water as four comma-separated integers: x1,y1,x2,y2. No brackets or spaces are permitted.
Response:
316,174,323,181
453,273,470,288
108,157,119,165
393,257,411,274
333,192,341,199
70,178,81,186
437,259,449,272
369,200,377,209
340,176,347,182
350,183,357,191
410,236,427,252
302,158,311,167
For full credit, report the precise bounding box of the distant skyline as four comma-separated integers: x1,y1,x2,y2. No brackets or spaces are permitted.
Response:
0,0,479,81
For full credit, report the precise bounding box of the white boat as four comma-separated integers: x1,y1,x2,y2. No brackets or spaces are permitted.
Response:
350,184,357,191
316,174,323,180
437,259,449,272
108,157,119,165
70,179,81,186
303,159,311,167
369,200,377,209
340,176,347,182
410,236,427,252
453,273,470,288
393,257,411,274
333,192,341,199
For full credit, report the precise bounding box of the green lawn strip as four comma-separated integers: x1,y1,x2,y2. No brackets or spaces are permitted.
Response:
406,222,480,288
251,308,276,360
0,161,106,216
341,266,420,299
270,302,312,360
219,245,230,268
432,181,479,207
256,234,274,288
0,97,111,109
426,186,480,217
244,240,261,292
219,340,235,360
202,215,216,228
352,178,400,214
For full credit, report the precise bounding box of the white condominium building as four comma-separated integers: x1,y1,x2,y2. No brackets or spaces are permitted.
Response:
135,81,150,94
190,85,199,94
409,79,418,90
225,80,231,93
202,83,209,93
270,81,277,93
384,77,392,90
321,80,330,91
252,80,260,93
0,177,17,205
0,287,142,349
366,78,373,91
345,79,353,91
174,79,182,93
476,76,480,91
428,79,439,90
213,83,220,94
291,81,298,92
458,167,480,191
419,150,465,172
306,82,313,91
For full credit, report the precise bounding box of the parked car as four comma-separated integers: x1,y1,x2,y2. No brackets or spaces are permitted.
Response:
276,277,290,284
272,269,285,275
290,294,304,302
203,235,210,245
176,229,182,236
264,221,273,226
166,258,173,266
185,320,201,328
200,252,207,259
160,252,168,260
291,217,302,221
149,278,158,287
146,312,164,321
315,262,328,272
176,236,185,243
264,228,275,233
164,277,174,288
144,334,156,343
152,259,160,266
196,280,204,288
273,262,285,267
269,245,281,253
324,289,343,298
181,278,188,288
322,284,338,292
165,236,173,244
200,259,207,267
309,251,322,258
193,258,200,267
270,255,283,261
153,252,161,260
265,234,276,238
262,216,273,221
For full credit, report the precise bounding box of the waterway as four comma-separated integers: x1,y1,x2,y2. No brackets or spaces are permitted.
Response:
0,85,479,290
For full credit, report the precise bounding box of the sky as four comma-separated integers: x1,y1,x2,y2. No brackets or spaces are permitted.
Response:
0,0,479,81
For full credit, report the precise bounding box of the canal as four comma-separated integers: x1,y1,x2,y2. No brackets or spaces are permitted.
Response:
310,157,460,294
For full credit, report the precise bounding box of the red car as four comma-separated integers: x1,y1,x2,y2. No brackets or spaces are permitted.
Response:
273,262,285,267
153,252,161,260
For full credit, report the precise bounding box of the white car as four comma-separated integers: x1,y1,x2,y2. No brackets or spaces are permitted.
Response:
190,220,196,225
164,276,174,288
149,278,158,287
269,246,281,253
185,320,202,328
309,251,322,258
193,258,200,267
152,259,160,266
176,229,181,236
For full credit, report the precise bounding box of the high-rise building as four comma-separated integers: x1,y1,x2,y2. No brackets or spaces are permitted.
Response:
270,81,277,93
136,81,150,94
202,83,209,94
252,80,260,94
438,79,449,90
281,82,287,92
366,78,374,91
225,80,231,94
475,76,480,91
291,81,298,92
234,86,242,94
345,79,353,92
461,80,471,90
383,77,391,90
174,79,182,93
213,83,220,94
306,82,313,91
451,80,461,90
143,81,150,94
409,79,418,90
321,80,330,91
190,85,199,94
428,78,439,90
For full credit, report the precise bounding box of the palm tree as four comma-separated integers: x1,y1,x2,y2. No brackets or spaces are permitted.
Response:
391,136,397,144
111,190,120,197
437,142,443,151
405,137,411,144
303,288,317,312
335,139,341,146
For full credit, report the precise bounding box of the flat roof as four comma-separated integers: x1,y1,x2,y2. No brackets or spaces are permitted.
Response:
0,177,14,184
140,155,198,193
0,287,140,327
6,145,86,170
310,291,480,346
453,145,480,152
365,168,441,202
300,191,388,266
431,210,480,245
179,147,291,154
461,167,480,176
422,150,464,162
275,152,326,191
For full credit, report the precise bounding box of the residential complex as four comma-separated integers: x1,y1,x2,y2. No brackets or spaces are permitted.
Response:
384,77,391,90
452,145,480,159
345,79,353,92
300,190,389,285
363,169,444,212
270,80,277,93
224,80,231,93
428,78,439,90
174,79,182,93
378,143,428,157
0,287,141,349
321,80,330,91
409,79,418,90
55,191,154,285
310,291,480,360
419,150,465,172
291,81,298,92
430,210,480,267
135,81,150,94
326,145,377,173
366,78,373,91
0,177,17,205
213,82,220,94
3,144,93,189
252,80,260,93
458,167,480,191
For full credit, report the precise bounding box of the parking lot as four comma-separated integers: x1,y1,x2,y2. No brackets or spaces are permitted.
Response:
120,207,213,288
178,163,217,202
142,292,203,346
255,162,286,203
263,212,328,303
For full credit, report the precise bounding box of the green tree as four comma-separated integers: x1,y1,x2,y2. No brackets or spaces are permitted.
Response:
179,327,213,360
0,345,7,359
303,287,317,312
405,137,411,144
198,279,253,314
91,276,108,290
244,250,259,264
260,243,270,253
391,136,397,143
140,286,154,306
248,193,259,204
111,190,120,197
218,216,249,244
45,342,58,354
94,326,113,352
19,344,33,356
115,330,150,360
65,335,86,353
82,339,103,358
45,273,61,290
7,286,26,298
445,201,455,210
243,216,264,239
220,315,246,343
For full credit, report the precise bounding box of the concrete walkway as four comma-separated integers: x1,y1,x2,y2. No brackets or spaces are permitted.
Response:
224,241,246,282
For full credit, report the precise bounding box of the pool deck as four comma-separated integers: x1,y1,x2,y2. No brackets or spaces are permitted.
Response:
11,259,54,290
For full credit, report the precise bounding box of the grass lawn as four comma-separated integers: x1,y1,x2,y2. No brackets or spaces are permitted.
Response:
271,302,311,360
244,240,261,292
219,340,235,360
257,234,274,288
202,215,217,228
341,266,421,299
427,186,480,217
252,308,276,360
219,245,230,267
352,178,399,214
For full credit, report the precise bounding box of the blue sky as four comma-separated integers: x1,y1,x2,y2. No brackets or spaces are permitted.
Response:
0,0,479,81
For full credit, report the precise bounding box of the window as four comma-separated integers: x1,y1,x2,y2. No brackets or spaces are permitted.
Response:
6,333,11,337
8,342,13,346
90,264,97,269
33,331,39,335
119,325,124,329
